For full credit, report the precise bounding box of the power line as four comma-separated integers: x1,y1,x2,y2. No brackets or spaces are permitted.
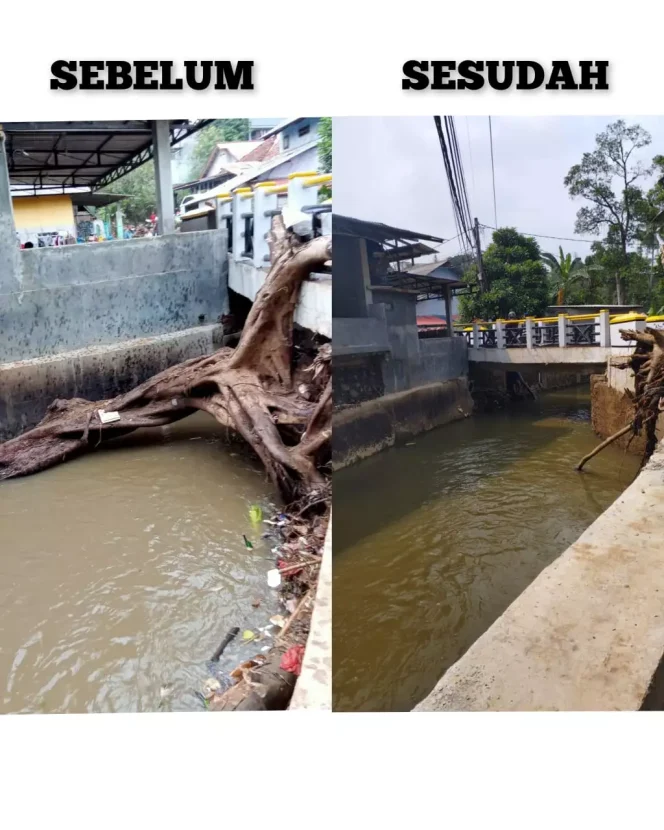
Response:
480,223,597,245
488,116,498,228
464,117,476,206
433,116,474,253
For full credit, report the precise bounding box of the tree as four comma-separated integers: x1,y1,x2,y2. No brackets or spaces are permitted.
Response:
101,161,157,226
459,227,550,321
0,217,331,503
540,246,596,305
318,117,332,174
189,119,250,179
564,119,652,304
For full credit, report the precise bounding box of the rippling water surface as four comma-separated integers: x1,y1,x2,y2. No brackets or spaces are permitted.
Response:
0,413,278,713
332,389,640,712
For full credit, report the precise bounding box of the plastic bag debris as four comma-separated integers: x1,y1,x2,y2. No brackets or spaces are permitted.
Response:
242,630,256,641
269,614,286,628
267,568,282,588
249,504,263,525
280,645,305,676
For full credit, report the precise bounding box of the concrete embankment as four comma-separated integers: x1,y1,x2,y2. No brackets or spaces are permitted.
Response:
414,440,664,711
332,378,473,470
0,324,223,440
289,520,332,710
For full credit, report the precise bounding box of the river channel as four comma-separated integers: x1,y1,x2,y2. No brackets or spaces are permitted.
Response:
0,413,279,713
332,388,640,712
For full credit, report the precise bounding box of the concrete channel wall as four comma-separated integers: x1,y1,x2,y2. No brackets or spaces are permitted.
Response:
289,519,332,710
1,230,228,362
0,325,224,441
333,378,473,470
0,230,228,438
415,439,664,711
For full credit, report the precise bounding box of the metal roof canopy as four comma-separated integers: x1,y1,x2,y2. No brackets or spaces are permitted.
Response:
3,120,213,195
334,214,444,245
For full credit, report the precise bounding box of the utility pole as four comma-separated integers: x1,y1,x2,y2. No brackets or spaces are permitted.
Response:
473,217,486,293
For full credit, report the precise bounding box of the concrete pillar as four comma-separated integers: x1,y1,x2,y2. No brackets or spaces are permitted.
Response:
151,120,174,235
0,127,22,292
495,320,505,349
232,189,252,261
359,238,373,312
525,317,534,349
472,322,480,348
115,205,124,240
444,285,453,336
558,314,568,348
252,184,277,267
598,309,611,347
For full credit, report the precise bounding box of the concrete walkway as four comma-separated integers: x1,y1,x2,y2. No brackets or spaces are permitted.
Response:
289,519,332,710
415,442,664,711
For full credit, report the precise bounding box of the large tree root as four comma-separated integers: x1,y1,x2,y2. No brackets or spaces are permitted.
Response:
576,326,664,471
0,217,332,501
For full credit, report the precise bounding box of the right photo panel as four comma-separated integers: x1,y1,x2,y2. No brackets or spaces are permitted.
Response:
332,115,664,712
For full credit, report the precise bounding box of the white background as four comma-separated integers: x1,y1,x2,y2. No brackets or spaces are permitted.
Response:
3,1,664,826
0,0,660,117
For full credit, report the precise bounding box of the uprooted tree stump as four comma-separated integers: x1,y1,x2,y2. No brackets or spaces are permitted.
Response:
0,217,332,502
576,326,664,471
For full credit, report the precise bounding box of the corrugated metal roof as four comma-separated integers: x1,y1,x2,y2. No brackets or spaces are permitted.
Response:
334,214,444,244
4,120,211,194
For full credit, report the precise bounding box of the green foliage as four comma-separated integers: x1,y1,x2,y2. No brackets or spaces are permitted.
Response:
540,246,599,305
564,119,653,304
189,119,251,179
100,160,157,226
459,227,550,321
318,117,332,174
317,117,332,201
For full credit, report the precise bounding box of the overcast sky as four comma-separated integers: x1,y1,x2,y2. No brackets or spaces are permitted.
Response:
334,116,664,260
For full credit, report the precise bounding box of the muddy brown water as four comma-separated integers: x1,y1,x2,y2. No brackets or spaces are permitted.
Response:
332,388,641,712
0,413,281,713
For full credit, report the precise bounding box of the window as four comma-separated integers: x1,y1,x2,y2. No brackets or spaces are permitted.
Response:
283,134,290,149
298,124,310,138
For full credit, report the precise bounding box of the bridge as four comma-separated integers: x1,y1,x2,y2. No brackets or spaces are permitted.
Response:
180,171,332,338
455,311,650,370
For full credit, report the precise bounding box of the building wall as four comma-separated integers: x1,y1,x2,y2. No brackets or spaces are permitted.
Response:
279,118,319,153
0,229,228,362
12,194,76,240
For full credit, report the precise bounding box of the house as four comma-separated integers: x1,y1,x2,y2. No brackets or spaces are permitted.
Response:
12,190,125,245
186,117,324,209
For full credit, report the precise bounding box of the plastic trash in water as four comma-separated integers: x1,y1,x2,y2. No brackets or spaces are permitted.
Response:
267,568,282,588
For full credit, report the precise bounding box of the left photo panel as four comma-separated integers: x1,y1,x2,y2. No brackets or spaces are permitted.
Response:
0,118,332,712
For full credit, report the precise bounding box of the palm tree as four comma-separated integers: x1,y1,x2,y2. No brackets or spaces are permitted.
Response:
541,246,593,305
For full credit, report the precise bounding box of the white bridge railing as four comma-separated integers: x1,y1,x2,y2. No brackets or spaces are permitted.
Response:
216,171,332,268
455,311,652,350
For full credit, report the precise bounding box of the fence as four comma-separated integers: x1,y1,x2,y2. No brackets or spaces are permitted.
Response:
454,311,650,350
214,171,332,268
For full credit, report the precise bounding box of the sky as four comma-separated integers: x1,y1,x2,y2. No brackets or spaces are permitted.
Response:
334,116,664,260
